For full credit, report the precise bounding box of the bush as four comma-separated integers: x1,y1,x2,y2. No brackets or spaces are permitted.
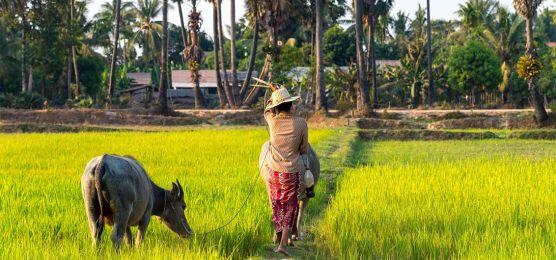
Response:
447,41,502,99
65,96,94,108
0,92,47,109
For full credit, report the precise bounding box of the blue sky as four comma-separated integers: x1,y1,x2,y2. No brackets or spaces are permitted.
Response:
87,0,555,38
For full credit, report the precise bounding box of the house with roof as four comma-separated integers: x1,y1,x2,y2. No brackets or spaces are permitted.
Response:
125,70,256,106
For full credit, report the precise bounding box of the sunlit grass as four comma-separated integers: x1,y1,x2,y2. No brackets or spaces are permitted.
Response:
0,128,336,259
317,140,556,259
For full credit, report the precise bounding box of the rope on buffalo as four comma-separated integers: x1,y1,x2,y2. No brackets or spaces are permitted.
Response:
192,90,271,236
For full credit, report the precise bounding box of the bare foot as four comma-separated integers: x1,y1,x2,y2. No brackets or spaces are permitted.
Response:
274,247,291,257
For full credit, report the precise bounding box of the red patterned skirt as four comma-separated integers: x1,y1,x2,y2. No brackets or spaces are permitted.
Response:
265,169,300,233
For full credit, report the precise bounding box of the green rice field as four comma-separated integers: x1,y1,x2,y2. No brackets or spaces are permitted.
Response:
317,139,556,259
2,128,556,259
0,129,335,259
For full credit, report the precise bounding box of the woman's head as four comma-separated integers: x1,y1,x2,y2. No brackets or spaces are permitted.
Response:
274,101,292,113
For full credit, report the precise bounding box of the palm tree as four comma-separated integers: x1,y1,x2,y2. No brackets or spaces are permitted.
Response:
230,0,239,104
129,0,163,66
93,0,135,55
355,0,371,115
513,0,548,122
366,0,393,109
158,0,170,114
0,22,19,91
1,0,30,93
456,0,498,37
173,0,188,48
426,0,433,106
239,0,260,105
184,0,206,109
211,2,226,108
108,0,123,106
242,0,307,107
215,0,235,108
481,6,524,103
315,0,327,111
70,0,81,96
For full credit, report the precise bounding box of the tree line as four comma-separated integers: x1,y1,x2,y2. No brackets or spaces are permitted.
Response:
0,0,555,121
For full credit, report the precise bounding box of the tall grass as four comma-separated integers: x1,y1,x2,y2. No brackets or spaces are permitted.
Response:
0,128,335,259
317,140,556,259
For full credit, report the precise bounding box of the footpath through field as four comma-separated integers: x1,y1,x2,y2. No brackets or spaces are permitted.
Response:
251,127,364,259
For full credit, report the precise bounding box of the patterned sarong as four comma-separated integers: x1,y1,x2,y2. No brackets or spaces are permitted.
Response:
265,169,300,233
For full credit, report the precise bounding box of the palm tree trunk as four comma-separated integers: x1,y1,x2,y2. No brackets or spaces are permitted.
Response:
177,0,188,47
72,47,80,96
230,0,239,104
216,0,235,108
239,14,259,101
27,66,33,92
20,16,27,93
426,0,434,107
213,4,226,108
67,55,72,99
525,18,548,122
108,0,122,107
315,0,327,111
367,1,378,109
190,17,205,109
158,0,169,114
71,0,80,96
355,0,371,115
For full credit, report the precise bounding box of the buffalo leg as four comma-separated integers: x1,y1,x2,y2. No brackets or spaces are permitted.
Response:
124,226,133,246
82,185,104,246
294,199,308,240
110,205,131,249
136,213,151,245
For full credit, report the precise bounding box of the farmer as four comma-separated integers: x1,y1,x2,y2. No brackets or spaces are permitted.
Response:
262,85,308,257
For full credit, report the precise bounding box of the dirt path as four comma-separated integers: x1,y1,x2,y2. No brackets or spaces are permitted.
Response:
251,128,359,259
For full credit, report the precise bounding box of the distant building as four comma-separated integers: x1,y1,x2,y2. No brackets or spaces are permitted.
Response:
127,70,256,103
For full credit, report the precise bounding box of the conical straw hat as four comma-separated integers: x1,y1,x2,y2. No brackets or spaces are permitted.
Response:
266,88,300,110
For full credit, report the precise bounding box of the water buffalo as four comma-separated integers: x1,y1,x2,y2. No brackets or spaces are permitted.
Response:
259,141,320,241
81,154,192,248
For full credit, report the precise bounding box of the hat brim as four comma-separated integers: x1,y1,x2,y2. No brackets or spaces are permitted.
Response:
266,96,300,110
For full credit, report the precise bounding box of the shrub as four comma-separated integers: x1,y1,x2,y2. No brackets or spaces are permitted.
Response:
0,92,47,109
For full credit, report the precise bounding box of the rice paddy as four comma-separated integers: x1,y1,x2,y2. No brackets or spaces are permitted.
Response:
0,129,335,259
2,128,556,259
316,139,556,259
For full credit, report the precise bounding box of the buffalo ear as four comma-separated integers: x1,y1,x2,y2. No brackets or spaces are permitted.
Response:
171,182,181,200
176,179,184,199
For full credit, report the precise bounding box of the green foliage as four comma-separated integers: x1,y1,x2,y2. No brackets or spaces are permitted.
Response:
272,45,306,83
538,46,556,99
77,56,106,97
0,92,47,109
323,25,355,66
447,40,502,94
65,95,95,108
325,65,357,108
150,66,160,87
